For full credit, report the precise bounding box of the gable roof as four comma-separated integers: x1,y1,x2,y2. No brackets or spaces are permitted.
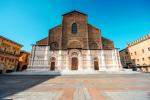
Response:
102,36,113,42
62,10,87,16
36,37,48,45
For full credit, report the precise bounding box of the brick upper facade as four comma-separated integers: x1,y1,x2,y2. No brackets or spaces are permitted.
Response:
36,11,114,50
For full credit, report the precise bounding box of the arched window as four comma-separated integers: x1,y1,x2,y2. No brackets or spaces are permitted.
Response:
72,23,77,34
50,42,58,50
89,43,98,49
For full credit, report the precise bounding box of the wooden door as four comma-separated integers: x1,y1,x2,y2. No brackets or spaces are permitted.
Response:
71,57,78,70
50,62,55,71
94,61,99,70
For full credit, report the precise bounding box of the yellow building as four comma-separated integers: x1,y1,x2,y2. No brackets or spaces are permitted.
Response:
0,35,22,73
126,34,150,72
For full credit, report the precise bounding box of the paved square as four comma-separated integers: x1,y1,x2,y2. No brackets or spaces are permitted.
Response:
0,73,150,100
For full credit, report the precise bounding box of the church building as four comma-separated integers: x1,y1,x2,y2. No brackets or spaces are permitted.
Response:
28,11,122,74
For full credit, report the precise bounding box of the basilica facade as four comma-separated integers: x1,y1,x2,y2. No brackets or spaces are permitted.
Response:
28,11,122,73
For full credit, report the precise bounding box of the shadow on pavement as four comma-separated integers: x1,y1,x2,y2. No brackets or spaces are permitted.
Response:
0,74,60,99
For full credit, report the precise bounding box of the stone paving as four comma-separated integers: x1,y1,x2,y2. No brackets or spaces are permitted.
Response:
0,73,150,100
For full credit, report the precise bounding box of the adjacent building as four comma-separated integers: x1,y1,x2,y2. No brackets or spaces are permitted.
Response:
18,50,30,71
120,34,150,72
119,48,132,69
0,35,22,73
28,11,122,73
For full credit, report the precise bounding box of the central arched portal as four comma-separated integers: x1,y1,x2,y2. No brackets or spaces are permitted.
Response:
71,57,78,70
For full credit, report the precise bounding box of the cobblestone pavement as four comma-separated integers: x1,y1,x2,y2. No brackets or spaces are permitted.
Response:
0,73,150,100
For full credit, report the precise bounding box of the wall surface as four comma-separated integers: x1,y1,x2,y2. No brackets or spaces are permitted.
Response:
28,46,122,72
0,36,22,73
128,39,150,66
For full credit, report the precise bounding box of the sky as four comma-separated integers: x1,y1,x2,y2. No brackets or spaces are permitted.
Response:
0,0,150,52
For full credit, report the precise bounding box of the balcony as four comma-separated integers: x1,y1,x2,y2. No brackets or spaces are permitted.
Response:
0,49,20,56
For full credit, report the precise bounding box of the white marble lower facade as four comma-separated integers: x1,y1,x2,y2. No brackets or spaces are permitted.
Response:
28,46,122,73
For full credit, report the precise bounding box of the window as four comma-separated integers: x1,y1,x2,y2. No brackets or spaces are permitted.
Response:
14,51,16,54
50,42,58,50
134,51,136,55
71,23,77,34
132,59,135,62
142,58,144,61
4,48,6,52
148,47,150,51
142,49,144,53
148,57,150,60
137,59,139,62
137,64,140,66
125,51,128,54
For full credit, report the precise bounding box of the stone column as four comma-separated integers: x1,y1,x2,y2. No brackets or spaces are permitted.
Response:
100,50,106,71
86,50,93,71
31,45,36,68
44,46,49,70
78,54,83,71
64,51,69,72
57,50,62,71
115,49,122,70
111,50,116,71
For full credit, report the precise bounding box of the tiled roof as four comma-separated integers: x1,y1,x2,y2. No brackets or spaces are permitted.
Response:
0,35,23,47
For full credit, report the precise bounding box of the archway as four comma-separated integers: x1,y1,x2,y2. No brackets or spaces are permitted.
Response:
71,57,78,70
